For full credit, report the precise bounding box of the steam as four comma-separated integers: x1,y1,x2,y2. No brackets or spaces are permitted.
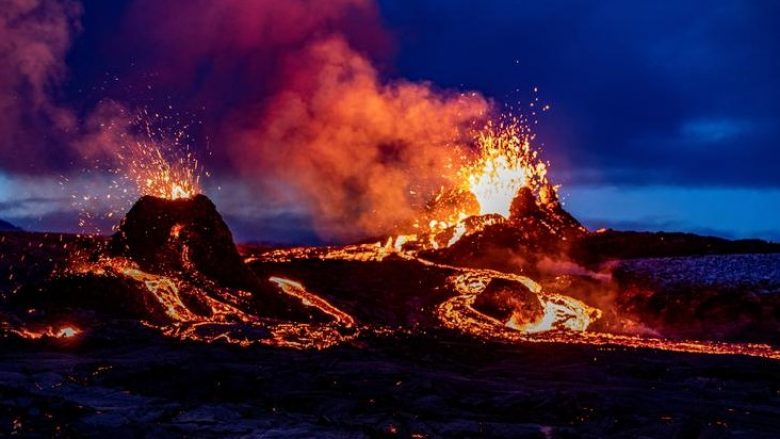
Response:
0,0,81,171
123,0,493,240
1,0,494,240
230,37,489,238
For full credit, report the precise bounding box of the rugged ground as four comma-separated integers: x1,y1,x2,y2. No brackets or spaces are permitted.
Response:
2,329,779,438
2,226,780,437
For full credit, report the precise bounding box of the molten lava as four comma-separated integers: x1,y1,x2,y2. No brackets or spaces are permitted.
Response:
463,120,548,218
124,144,200,200
401,120,556,251
243,118,780,360
10,110,772,361
10,325,80,340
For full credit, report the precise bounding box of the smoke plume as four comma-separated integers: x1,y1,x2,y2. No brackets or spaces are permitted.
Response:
0,0,81,171
123,0,492,239
229,37,489,238
1,0,494,240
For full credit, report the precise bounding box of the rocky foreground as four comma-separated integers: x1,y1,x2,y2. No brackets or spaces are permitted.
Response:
2,202,780,437
1,328,779,438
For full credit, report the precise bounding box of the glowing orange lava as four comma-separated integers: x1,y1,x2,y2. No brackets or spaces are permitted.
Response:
11,325,80,340
242,116,780,360
397,120,554,251
58,109,779,360
126,146,200,200
67,256,357,350
462,121,548,217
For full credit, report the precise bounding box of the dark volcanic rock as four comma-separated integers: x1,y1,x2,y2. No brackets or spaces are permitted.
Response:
423,188,586,275
8,273,175,324
110,194,256,291
105,194,327,320
613,254,780,343
249,256,456,327
472,278,544,325
572,229,780,266
0,219,20,232
509,186,583,233
7,195,326,324
0,233,102,294
2,333,779,438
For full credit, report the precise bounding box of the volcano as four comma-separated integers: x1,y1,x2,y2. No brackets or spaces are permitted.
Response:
110,194,258,291
3,190,780,437
1,123,778,438
7,194,330,327
420,186,586,275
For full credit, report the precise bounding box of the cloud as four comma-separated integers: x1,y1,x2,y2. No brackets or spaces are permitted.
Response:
227,37,488,238
120,0,491,240
379,0,780,189
0,0,82,172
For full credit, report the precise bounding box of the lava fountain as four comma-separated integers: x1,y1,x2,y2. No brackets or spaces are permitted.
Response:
462,120,549,218
9,109,776,360
252,117,780,360
118,124,201,201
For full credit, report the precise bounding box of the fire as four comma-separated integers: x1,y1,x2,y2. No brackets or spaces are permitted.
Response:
391,119,553,252
129,147,200,200
462,121,547,218
75,110,204,233
11,325,80,340
116,111,202,200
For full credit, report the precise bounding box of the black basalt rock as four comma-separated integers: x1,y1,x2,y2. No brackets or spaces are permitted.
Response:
110,194,256,291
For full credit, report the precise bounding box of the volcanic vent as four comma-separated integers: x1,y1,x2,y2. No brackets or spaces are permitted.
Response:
420,185,586,274
6,193,360,348
110,194,258,291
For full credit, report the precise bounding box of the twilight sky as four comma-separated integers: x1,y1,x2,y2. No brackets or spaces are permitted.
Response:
1,0,779,243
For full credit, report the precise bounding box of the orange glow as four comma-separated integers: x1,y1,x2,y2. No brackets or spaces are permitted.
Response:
12,325,80,340
386,119,553,250
247,219,780,360
462,121,546,217
270,276,356,327
63,107,778,359
68,256,357,350
128,146,200,200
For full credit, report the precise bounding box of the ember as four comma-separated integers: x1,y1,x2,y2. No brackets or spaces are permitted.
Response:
10,325,80,340
4,113,778,362
113,111,202,201
2,1,778,436
463,119,549,218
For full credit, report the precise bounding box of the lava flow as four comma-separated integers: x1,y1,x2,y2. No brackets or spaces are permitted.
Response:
34,140,358,350
118,114,202,201
249,120,780,360
5,115,778,360
7,325,80,340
